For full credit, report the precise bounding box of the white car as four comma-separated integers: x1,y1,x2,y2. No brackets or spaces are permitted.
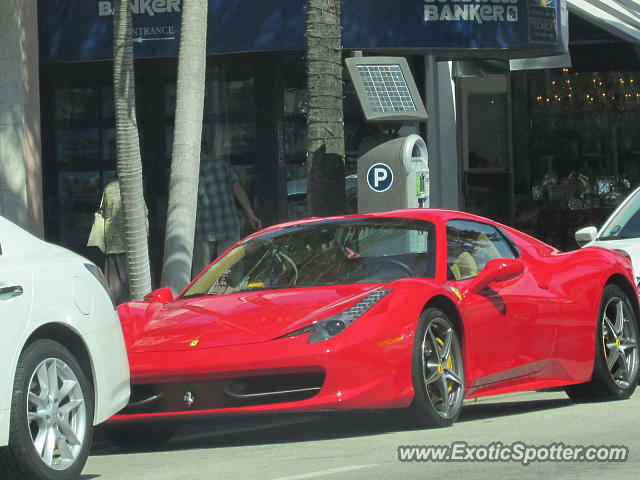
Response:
0,215,130,480
575,184,640,284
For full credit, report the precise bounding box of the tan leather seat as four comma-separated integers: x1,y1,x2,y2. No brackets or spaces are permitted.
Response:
450,251,479,280
474,232,503,270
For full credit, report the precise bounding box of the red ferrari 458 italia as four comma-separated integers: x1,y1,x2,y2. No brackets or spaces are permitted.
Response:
110,209,639,444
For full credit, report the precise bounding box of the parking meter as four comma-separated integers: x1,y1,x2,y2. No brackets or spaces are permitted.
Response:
358,134,429,214
344,54,429,215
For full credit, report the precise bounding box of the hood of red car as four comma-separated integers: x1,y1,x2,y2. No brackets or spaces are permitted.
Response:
123,285,384,353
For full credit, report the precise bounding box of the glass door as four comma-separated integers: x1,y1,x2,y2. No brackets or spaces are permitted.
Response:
459,75,514,224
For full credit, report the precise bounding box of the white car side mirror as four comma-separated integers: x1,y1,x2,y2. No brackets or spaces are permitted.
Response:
575,226,597,246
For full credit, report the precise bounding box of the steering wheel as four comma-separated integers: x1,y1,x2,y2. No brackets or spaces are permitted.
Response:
345,257,414,283
366,257,414,277
275,250,298,284
295,246,347,285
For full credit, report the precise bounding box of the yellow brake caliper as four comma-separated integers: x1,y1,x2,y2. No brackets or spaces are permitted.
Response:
436,337,454,392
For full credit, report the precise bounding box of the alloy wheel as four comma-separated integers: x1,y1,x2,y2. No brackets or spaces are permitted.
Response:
602,296,639,389
26,357,87,470
421,317,464,419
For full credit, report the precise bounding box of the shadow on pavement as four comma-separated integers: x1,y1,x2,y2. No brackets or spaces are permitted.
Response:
460,397,573,422
91,393,574,456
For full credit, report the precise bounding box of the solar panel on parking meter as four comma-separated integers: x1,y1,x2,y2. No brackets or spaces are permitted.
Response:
345,56,427,122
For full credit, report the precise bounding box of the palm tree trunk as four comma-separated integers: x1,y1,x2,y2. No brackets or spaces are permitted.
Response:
160,0,209,294
305,0,346,217
113,0,151,300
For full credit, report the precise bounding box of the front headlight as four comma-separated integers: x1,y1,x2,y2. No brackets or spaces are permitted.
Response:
283,289,391,343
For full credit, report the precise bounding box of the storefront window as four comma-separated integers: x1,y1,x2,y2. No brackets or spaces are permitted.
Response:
466,93,508,171
282,81,308,220
283,56,424,221
164,63,260,236
42,54,424,267
46,72,118,257
55,88,99,121
459,75,512,225
515,68,640,249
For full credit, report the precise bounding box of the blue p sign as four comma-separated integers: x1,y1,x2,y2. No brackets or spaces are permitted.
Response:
367,163,393,192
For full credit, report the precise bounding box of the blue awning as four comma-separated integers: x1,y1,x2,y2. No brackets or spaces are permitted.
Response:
38,0,568,63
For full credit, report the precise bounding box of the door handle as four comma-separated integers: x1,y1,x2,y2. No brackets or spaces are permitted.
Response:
0,285,23,298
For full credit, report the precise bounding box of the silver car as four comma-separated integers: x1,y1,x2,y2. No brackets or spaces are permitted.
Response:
576,185,640,285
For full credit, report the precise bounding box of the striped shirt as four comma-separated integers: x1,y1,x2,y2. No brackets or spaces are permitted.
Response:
195,155,240,242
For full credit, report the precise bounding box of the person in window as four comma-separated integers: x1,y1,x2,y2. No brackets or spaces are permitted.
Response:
99,180,148,304
192,139,262,278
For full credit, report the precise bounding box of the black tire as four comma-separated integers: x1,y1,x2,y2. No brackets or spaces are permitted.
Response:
566,284,640,402
405,307,465,428
0,339,94,480
100,422,177,450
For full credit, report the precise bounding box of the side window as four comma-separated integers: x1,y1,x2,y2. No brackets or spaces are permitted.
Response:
447,220,516,280
496,226,521,258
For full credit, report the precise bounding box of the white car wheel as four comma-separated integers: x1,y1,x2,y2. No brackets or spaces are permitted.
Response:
0,339,94,480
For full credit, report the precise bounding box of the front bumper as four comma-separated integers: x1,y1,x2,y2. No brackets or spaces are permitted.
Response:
83,323,131,424
111,326,415,421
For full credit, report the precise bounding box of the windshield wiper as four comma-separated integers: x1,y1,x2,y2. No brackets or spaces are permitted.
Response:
237,285,291,293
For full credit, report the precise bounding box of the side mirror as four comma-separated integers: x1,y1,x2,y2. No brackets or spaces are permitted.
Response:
463,258,524,295
143,287,174,304
575,226,597,246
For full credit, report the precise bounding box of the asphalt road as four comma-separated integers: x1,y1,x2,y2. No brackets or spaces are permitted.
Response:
84,390,639,480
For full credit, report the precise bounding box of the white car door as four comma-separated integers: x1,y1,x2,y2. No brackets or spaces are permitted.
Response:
0,254,33,415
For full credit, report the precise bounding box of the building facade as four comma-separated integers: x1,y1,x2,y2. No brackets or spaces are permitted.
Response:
4,0,639,280
0,0,42,235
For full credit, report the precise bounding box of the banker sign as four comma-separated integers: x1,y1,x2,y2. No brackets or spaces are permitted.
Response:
423,0,558,44
423,0,519,24
98,0,180,44
98,0,180,16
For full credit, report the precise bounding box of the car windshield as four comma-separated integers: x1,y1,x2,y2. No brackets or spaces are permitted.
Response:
600,189,640,240
182,217,436,297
